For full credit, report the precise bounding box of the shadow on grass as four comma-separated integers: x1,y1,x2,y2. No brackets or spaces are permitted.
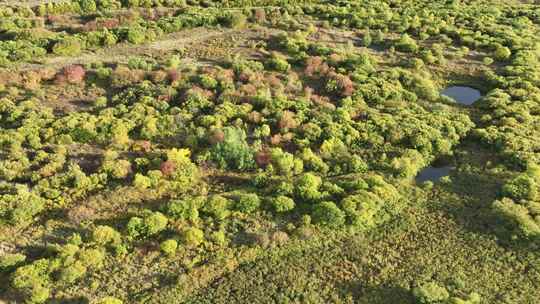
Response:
353,284,414,304
426,142,538,250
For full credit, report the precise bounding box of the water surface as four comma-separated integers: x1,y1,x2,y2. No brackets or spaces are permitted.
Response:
416,166,453,183
441,86,481,105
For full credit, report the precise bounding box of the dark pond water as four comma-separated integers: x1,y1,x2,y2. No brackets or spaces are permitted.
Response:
415,166,453,184
441,86,481,105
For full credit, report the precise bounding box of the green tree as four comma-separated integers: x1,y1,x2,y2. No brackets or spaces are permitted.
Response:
183,227,204,246
210,127,254,171
502,174,538,201
295,173,322,202
272,196,295,212
234,192,261,214
167,197,202,222
494,45,511,61
92,225,121,247
312,201,346,227
52,38,82,56
201,195,231,220
412,282,450,303
97,297,123,304
395,34,418,53
160,239,178,256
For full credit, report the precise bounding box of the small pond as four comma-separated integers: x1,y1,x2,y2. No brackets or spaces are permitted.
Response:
441,86,482,105
415,166,453,184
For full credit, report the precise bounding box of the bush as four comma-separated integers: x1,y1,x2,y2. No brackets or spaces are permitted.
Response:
160,239,178,256
234,192,261,214
92,225,121,247
326,72,354,97
127,211,168,239
493,197,540,238
222,12,247,29
162,148,200,192
127,27,146,44
395,34,418,53
52,38,82,56
79,0,97,13
272,196,295,212
201,195,231,220
0,253,26,271
412,282,450,303
167,197,202,222
59,261,87,283
78,248,105,268
450,293,481,304
183,227,204,246
145,212,168,235
341,192,382,228
59,65,86,84
361,30,372,47
11,259,51,304
266,53,290,72
483,57,494,65
312,201,346,227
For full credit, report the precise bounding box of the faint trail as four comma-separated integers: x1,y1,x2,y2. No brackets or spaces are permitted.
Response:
3,25,282,72
4,27,235,72
0,0,67,6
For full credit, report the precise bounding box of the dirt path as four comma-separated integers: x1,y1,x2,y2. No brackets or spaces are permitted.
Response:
3,26,281,73
0,0,66,6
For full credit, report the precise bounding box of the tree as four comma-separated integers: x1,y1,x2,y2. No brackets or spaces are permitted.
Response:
127,27,146,44
210,127,254,171
295,173,322,202
59,261,86,283
52,38,82,56
183,227,204,246
167,197,202,222
201,195,231,220
412,282,450,303
92,225,121,247
395,34,418,53
272,196,295,212
234,192,261,214
492,197,540,238
501,174,538,201
160,239,178,256
97,297,123,304
127,211,168,239
312,201,346,227
494,45,511,61
361,30,372,47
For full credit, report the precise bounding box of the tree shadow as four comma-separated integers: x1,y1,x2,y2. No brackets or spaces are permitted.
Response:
49,296,90,304
347,282,414,304
425,142,538,250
